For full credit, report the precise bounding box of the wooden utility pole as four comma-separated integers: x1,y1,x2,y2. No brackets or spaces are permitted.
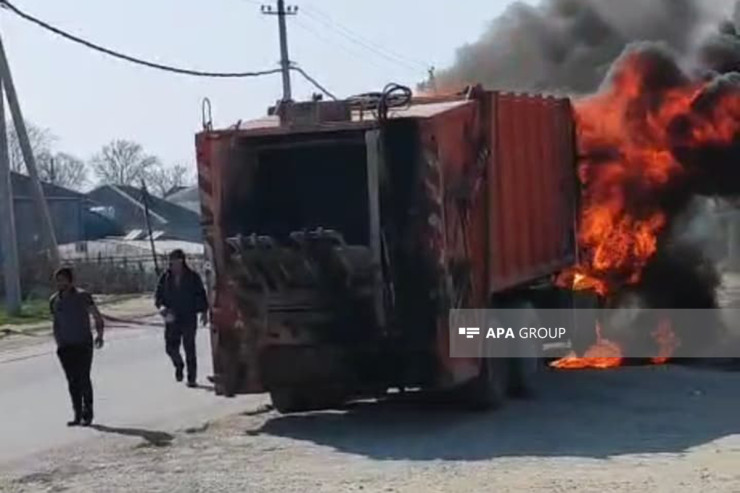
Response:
261,0,298,102
0,77,21,315
141,181,160,276
0,32,59,267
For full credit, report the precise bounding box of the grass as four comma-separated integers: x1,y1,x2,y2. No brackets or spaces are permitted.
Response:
0,293,149,329
0,298,50,327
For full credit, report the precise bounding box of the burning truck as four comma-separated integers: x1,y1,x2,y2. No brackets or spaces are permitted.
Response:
195,84,590,413
195,36,740,411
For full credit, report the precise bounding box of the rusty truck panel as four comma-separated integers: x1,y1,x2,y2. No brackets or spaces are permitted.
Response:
195,89,578,400
488,93,577,294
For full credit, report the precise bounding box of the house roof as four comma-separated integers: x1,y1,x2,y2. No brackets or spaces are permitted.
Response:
164,185,189,198
166,186,198,203
10,171,88,200
166,186,201,214
88,184,200,227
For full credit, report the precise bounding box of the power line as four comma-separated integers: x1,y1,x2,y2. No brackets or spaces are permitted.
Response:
292,65,337,100
0,1,338,105
299,4,429,74
293,18,391,75
0,0,283,78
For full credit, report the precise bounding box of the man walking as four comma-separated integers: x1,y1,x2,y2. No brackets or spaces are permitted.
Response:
50,267,105,427
155,250,208,388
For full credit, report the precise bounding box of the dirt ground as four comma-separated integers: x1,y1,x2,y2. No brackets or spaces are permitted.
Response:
3,282,740,492
1,364,740,493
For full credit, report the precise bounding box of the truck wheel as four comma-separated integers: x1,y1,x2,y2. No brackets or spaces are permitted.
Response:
503,300,541,399
464,358,508,411
270,389,311,414
270,388,347,414
508,358,540,398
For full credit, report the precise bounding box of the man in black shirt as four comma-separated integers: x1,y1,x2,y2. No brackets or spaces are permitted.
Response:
50,267,105,427
155,250,208,387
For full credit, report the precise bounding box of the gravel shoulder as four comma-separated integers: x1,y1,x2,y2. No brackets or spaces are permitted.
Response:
2,365,739,492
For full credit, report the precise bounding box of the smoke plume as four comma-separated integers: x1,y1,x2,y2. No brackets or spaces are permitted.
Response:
433,0,734,94
432,0,740,317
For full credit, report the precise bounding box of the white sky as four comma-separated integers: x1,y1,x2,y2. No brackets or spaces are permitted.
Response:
0,0,532,168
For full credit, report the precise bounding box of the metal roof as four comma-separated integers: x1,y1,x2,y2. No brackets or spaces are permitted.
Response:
230,99,473,134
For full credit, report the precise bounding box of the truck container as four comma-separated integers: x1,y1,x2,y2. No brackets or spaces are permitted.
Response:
195,85,579,412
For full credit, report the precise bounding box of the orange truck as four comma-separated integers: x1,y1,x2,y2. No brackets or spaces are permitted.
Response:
195,85,582,413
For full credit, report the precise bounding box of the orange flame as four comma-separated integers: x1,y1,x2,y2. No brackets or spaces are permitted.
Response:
548,47,739,369
651,318,680,364
550,322,622,369
568,49,740,294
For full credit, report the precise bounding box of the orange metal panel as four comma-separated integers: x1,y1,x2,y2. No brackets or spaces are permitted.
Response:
488,92,577,294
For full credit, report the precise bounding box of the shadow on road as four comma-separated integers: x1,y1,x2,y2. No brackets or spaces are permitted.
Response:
256,366,740,461
91,425,174,447
192,384,215,392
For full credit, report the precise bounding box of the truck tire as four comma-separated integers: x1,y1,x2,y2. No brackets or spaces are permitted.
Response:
270,388,346,414
464,358,509,411
508,358,539,398
270,389,311,414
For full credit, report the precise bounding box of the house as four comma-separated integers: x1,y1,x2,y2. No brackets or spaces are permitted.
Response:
165,186,201,214
87,185,202,242
0,172,121,262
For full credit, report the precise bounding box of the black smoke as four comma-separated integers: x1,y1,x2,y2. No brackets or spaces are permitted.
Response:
433,0,740,317
430,0,733,94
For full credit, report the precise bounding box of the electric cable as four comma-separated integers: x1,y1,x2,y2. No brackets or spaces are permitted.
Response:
0,0,283,78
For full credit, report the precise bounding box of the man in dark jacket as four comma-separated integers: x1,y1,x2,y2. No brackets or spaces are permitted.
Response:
50,267,105,426
155,249,208,387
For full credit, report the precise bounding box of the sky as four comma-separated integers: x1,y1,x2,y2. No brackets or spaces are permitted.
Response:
0,0,532,170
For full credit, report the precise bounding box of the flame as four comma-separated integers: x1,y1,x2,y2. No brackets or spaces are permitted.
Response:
549,47,739,369
569,49,740,293
550,322,622,369
651,318,680,364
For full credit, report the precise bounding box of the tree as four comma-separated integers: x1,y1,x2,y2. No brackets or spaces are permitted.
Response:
37,152,89,190
91,139,160,186
147,163,196,197
7,120,56,174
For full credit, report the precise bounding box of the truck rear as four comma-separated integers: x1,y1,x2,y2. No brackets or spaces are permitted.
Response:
195,86,579,412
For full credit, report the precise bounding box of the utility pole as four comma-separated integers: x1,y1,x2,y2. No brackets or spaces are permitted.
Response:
0,33,59,267
261,0,298,102
0,77,21,315
140,181,160,276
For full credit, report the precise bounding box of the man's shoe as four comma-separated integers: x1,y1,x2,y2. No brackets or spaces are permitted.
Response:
175,366,184,382
187,380,197,388
67,418,82,427
81,417,93,427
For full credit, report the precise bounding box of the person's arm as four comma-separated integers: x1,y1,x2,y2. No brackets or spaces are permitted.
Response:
87,294,105,348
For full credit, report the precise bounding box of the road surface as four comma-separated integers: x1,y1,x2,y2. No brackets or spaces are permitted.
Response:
0,322,258,467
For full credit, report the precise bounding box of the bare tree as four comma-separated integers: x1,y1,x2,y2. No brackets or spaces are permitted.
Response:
91,139,160,186
37,152,89,190
147,163,196,197
7,120,56,173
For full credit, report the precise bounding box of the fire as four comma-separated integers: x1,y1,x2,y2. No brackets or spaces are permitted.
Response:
550,45,740,369
651,318,680,364
550,322,622,369
571,48,740,293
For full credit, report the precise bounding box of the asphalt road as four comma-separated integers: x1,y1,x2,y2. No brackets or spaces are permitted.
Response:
0,323,258,467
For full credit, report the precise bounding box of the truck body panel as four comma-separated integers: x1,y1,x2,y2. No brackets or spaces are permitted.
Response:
195,90,578,398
